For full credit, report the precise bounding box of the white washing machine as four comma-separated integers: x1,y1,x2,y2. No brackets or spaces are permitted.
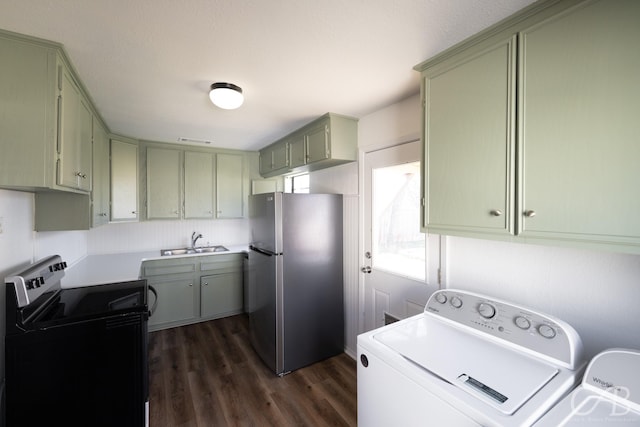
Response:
357,289,586,427
534,348,640,426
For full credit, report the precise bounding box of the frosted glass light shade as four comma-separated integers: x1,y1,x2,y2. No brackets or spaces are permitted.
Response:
209,83,244,109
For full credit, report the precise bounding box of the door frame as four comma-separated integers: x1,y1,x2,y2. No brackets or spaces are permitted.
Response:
357,140,443,334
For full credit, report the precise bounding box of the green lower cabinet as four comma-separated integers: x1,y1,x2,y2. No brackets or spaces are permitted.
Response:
200,271,243,319
148,277,197,329
142,253,244,331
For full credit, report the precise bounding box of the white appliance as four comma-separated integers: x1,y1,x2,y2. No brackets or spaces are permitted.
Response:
357,289,586,427
534,348,640,426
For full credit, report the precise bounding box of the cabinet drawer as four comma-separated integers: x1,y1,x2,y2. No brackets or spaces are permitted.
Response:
199,254,243,273
141,260,197,277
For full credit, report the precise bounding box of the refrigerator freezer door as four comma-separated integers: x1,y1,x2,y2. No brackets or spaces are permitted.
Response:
249,192,282,254
247,247,283,373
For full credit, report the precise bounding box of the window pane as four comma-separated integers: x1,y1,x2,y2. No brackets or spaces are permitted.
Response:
372,162,425,281
293,174,309,193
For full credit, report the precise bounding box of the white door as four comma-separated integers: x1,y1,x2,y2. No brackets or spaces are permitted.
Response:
363,141,430,332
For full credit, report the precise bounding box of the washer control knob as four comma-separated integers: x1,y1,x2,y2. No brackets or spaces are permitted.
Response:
538,324,556,339
435,293,447,304
450,296,463,309
514,316,531,330
478,303,496,319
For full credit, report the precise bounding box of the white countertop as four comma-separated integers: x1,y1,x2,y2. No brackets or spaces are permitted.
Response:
62,245,248,288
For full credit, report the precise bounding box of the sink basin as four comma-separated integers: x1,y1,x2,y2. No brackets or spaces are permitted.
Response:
160,245,228,256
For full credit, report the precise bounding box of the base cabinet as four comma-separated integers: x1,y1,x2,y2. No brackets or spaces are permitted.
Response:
141,254,244,331
201,271,243,319
148,278,197,328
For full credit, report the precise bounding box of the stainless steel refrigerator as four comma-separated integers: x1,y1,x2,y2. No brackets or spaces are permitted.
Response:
247,192,344,376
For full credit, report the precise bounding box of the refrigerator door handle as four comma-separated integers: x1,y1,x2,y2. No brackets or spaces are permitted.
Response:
249,245,276,256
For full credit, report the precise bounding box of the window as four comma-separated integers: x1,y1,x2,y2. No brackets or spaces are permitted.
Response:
285,174,310,193
372,161,425,281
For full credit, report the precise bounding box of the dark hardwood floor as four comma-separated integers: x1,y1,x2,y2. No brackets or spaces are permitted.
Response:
148,315,357,426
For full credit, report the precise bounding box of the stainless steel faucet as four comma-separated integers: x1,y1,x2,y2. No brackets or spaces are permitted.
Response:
191,231,203,248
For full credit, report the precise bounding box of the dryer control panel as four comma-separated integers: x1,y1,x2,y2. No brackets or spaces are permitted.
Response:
425,289,583,370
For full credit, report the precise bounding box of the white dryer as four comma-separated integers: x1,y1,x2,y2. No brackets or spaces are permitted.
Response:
357,289,586,427
534,348,640,426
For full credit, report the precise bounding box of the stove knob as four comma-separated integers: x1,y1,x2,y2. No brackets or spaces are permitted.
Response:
478,303,496,319
435,293,447,304
450,296,463,309
538,324,556,339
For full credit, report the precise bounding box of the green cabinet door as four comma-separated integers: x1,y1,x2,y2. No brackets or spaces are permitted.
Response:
184,151,215,218
259,149,272,175
200,271,243,319
305,122,330,164
148,278,197,328
272,141,289,171
110,139,139,221
518,0,640,245
147,147,182,219
0,34,56,189
91,118,109,226
57,62,92,191
216,153,244,218
424,36,516,235
289,134,306,168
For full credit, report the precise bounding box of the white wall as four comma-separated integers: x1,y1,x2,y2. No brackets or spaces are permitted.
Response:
445,236,640,359
87,218,251,255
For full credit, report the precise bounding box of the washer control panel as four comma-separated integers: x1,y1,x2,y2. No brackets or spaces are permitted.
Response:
425,289,582,369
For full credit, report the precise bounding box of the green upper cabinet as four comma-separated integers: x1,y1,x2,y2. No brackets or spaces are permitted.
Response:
146,147,182,219
141,142,248,220
110,138,139,221
184,151,215,219
517,0,640,247
216,153,244,218
423,35,516,235
417,0,640,253
57,60,92,192
91,117,110,226
259,113,357,178
0,30,93,194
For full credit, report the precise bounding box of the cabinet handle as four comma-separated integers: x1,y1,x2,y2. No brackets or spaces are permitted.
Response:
490,209,503,217
188,283,193,287
524,210,536,218
131,211,137,215
75,172,87,179
203,282,209,286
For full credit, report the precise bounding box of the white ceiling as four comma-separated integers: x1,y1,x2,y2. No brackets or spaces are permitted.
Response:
0,0,535,151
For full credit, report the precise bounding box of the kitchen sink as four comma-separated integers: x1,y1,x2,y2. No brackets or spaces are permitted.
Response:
160,245,229,256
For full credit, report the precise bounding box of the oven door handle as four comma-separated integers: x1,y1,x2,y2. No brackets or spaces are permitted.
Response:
148,285,159,318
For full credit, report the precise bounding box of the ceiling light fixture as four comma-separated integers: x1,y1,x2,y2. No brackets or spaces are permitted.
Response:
209,82,244,110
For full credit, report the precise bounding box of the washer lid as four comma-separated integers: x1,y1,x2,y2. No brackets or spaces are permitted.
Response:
373,316,559,415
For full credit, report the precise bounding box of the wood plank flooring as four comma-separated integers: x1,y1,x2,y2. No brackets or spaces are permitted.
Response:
148,314,357,427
